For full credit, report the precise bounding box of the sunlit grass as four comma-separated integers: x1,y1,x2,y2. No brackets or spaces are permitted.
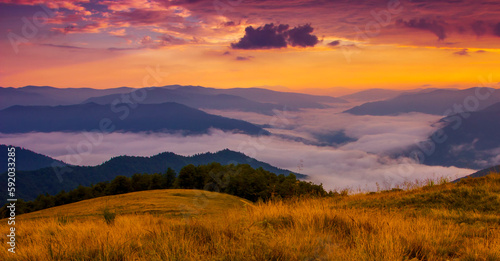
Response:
1,174,500,260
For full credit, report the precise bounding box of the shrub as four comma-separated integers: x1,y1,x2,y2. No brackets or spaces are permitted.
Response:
103,207,116,225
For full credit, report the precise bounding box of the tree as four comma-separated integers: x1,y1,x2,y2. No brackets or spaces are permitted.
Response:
162,168,176,188
177,164,197,189
105,176,133,195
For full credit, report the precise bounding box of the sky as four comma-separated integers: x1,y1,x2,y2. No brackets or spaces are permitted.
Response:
1,0,500,92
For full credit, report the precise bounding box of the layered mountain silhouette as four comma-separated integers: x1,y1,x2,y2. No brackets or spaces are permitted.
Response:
345,88,500,115
85,85,347,115
401,102,500,169
0,102,267,135
0,85,132,109
0,85,346,115
340,88,407,102
0,146,305,200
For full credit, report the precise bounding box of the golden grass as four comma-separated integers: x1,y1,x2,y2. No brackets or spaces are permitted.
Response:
1,175,500,260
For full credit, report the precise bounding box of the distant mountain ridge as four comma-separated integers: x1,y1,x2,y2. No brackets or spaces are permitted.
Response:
0,85,132,109
345,87,500,116
400,101,500,169
84,85,347,115
0,146,306,201
0,85,347,115
0,102,267,135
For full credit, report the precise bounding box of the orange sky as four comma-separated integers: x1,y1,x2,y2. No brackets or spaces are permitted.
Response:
1,0,500,94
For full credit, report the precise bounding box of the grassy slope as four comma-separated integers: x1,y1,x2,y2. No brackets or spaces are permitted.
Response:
1,174,500,260
17,189,251,220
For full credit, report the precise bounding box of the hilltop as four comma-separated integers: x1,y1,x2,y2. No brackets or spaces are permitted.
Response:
1,173,499,260
16,189,250,220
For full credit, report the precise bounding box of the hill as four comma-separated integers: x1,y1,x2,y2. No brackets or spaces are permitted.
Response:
85,87,286,115
2,174,499,260
0,148,305,201
401,102,500,169
16,189,250,220
340,88,406,102
0,145,66,173
455,164,500,181
0,85,132,109
0,102,266,135
345,87,500,115
85,85,346,115
1,85,346,115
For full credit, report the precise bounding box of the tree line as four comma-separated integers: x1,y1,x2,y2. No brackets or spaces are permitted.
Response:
1,163,328,218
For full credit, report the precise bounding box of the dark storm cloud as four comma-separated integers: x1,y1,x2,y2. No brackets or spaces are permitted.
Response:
398,19,447,40
231,23,319,49
231,23,289,49
286,24,319,47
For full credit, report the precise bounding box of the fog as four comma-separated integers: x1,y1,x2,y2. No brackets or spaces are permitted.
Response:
0,130,472,191
0,106,475,191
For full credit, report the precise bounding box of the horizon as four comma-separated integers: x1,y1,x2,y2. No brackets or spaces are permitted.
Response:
2,84,500,97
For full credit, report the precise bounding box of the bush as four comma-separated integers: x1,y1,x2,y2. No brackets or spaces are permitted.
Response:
103,207,116,225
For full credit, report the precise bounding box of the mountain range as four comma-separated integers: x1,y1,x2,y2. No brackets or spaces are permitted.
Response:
0,85,132,109
0,85,347,115
0,102,267,135
401,102,500,169
0,145,305,201
345,88,500,116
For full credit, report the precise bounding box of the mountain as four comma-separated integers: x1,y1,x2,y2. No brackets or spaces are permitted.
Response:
0,85,132,109
454,165,500,181
0,145,67,173
0,102,267,135
345,87,500,115
0,148,305,200
401,102,500,169
84,87,284,115
340,88,405,102
85,85,347,115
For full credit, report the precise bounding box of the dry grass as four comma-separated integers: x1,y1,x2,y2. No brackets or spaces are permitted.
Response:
1,175,500,260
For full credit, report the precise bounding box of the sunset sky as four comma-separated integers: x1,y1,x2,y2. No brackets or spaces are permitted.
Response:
1,0,500,92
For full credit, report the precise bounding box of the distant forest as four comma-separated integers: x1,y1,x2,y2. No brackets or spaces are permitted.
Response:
1,163,328,218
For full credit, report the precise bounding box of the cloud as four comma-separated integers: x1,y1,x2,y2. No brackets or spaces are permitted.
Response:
471,20,487,37
453,48,469,56
0,130,474,191
286,24,319,47
236,56,253,61
494,22,500,37
231,23,289,49
108,28,127,36
203,107,443,154
231,23,319,49
398,19,447,40
327,40,340,47
158,34,188,46
53,22,109,34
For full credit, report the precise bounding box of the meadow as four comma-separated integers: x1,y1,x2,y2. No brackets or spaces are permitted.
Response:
1,174,500,260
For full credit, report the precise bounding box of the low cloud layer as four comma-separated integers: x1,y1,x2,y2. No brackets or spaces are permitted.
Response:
0,108,473,191
205,107,443,154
